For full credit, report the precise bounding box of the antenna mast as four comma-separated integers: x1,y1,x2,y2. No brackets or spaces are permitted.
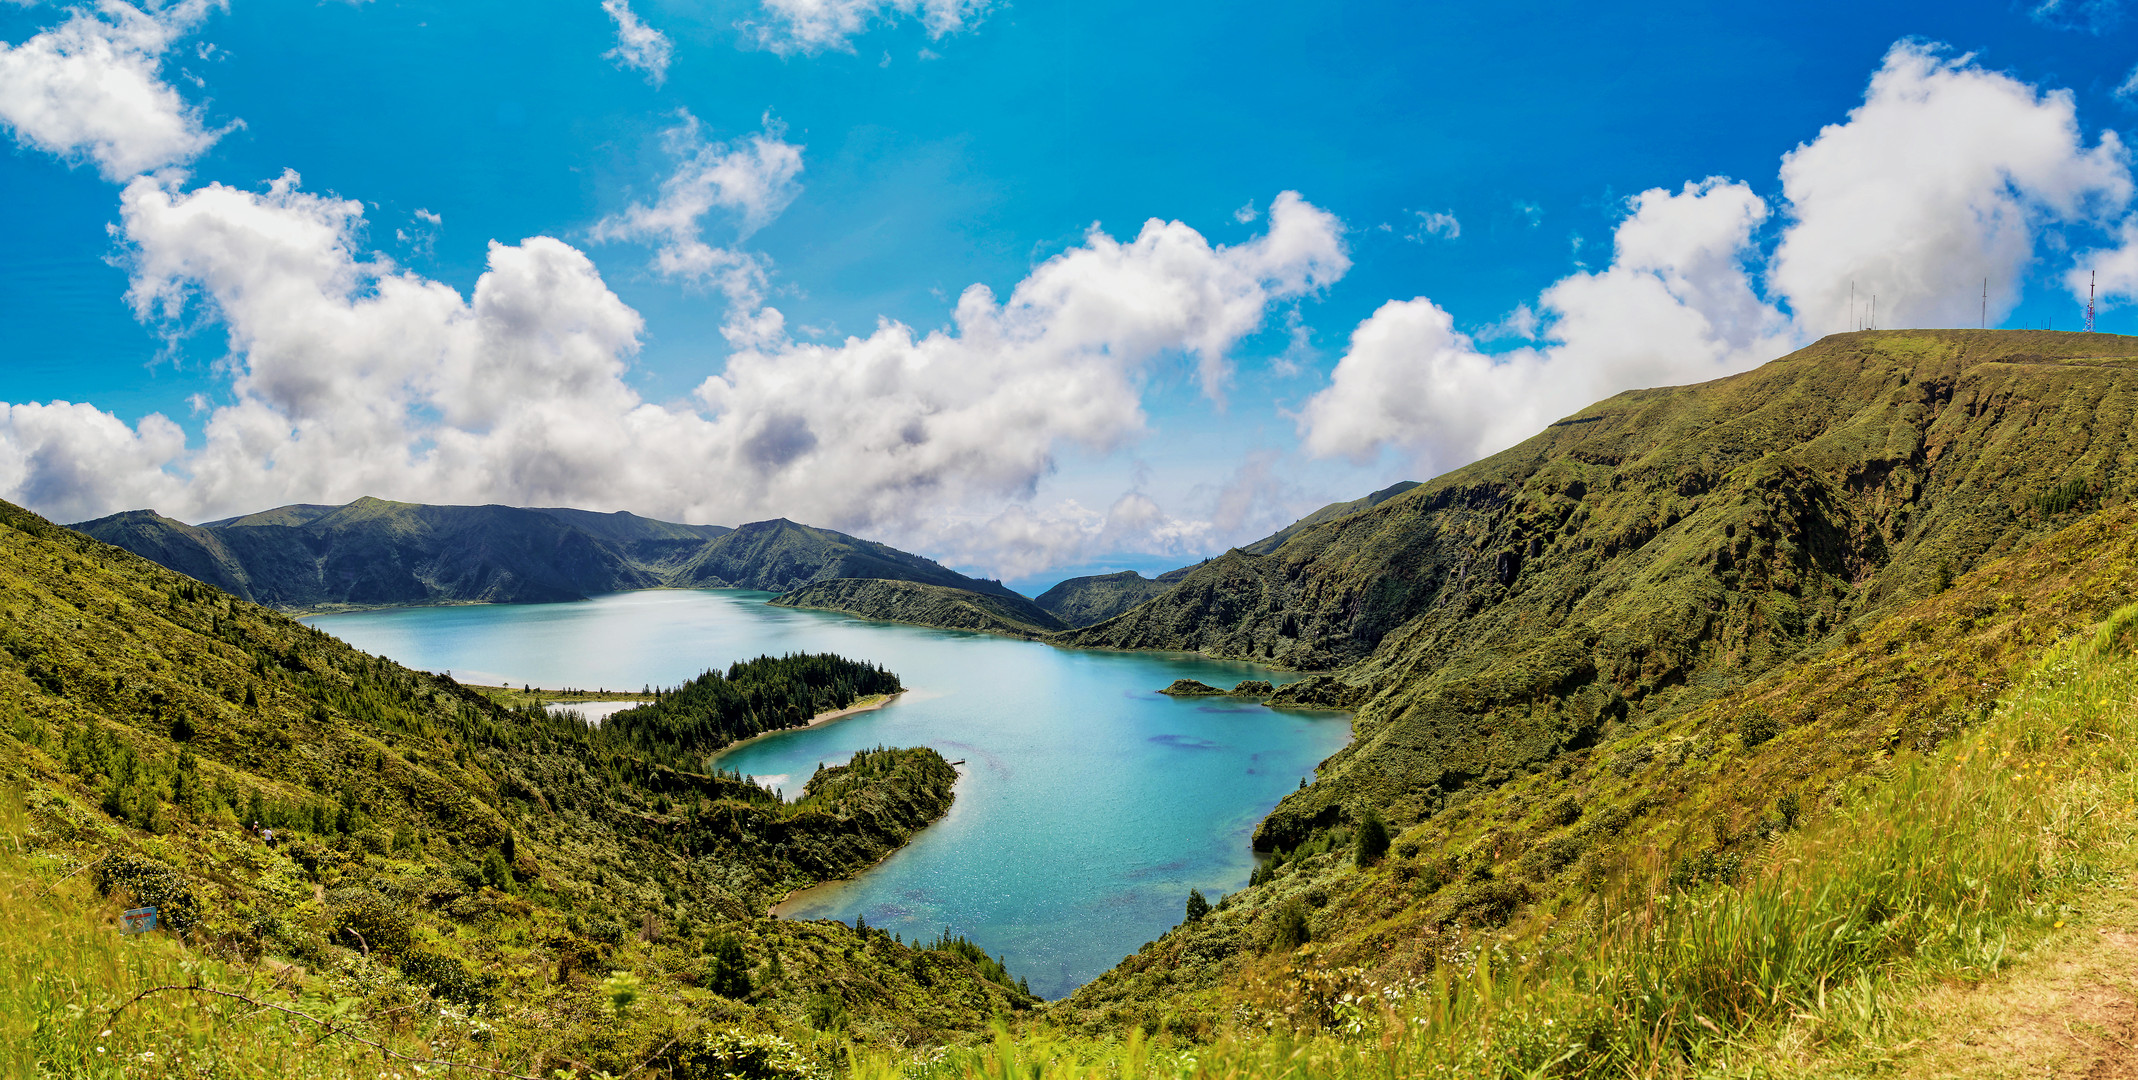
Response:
1982,278,1987,330
2087,271,2096,333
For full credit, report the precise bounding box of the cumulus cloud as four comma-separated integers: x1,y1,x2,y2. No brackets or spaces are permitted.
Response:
1769,42,2129,333
0,173,1343,578
0,0,227,180
743,0,993,56
933,493,1215,581
1301,42,2134,473
590,112,802,306
601,0,673,85
1301,179,1789,470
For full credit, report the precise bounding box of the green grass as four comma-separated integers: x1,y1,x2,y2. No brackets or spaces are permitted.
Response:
846,601,2138,1078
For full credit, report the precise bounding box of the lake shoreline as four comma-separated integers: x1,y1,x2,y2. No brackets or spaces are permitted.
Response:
713,690,907,761
769,755,963,920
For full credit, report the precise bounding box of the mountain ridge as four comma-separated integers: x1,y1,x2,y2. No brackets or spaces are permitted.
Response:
73,497,1018,613
1060,329,2138,844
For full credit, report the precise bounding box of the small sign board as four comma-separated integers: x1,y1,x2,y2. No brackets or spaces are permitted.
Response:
120,906,158,934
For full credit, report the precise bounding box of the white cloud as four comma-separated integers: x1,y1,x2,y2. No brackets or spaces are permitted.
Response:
590,112,802,306
1300,179,1788,471
1302,42,2135,473
0,175,1343,579
2119,63,2138,103
1769,42,2129,334
1233,200,1257,224
1406,209,1459,241
601,0,672,85
1474,302,1537,342
0,401,187,524
933,493,1216,582
743,0,993,57
0,0,227,181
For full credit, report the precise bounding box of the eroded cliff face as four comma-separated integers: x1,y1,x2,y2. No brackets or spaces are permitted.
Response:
1067,331,2138,845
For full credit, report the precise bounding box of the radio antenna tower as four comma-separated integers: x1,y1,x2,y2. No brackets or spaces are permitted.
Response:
1982,278,1987,330
2087,271,2096,334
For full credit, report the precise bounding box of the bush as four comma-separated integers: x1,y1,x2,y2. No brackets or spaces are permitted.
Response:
669,1028,822,1080
1737,711,1781,747
328,887,413,958
400,950,493,1006
1354,805,1390,867
1270,898,1310,951
92,854,201,934
804,991,849,1032
1443,878,1530,928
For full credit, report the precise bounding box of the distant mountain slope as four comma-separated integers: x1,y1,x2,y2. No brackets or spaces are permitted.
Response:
772,578,1068,637
1029,483,1427,631
73,498,1014,612
1032,571,1176,628
669,517,1023,597
1062,329,2138,846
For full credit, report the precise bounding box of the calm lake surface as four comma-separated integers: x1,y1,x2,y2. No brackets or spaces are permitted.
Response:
306,589,1352,998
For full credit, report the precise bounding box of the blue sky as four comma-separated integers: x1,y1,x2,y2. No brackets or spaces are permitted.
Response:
2,0,2137,591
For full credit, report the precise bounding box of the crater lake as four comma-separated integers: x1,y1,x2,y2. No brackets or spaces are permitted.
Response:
306,588,1352,998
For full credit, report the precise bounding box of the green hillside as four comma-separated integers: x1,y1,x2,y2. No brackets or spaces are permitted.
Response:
74,498,1019,613
1032,570,1177,628
1237,480,1421,556
772,577,1068,637
0,499,1033,1077
671,517,1025,598
1063,330,2138,845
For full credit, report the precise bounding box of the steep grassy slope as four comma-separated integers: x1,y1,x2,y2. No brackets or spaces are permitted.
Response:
0,499,1034,1073
1065,330,2138,848
76,497,1019,612
1237,480,1421,556
772,577,1068,637
863,563,2138,1077
1048,499,2138,1051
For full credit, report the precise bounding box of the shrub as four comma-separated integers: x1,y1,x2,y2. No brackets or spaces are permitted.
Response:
1737,711,1781,747
400,950,492,1006
1353,806,1390,867
669,1027,822,1080
804,991,849,1032
92,854,201,934
1443,877,1530,927
1270,898,1310,951
327,887,412,958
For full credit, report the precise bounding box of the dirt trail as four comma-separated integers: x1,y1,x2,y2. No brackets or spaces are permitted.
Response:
1886,886,2138,1079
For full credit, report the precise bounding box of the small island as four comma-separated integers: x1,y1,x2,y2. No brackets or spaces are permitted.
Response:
1157,678,1276,698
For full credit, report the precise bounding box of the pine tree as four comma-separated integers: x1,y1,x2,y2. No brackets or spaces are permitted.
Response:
1272,898,1310,951
708,934,752,999
1185,888,1210,922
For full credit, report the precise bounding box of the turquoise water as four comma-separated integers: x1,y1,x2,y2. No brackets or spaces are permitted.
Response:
306,590,1352,998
